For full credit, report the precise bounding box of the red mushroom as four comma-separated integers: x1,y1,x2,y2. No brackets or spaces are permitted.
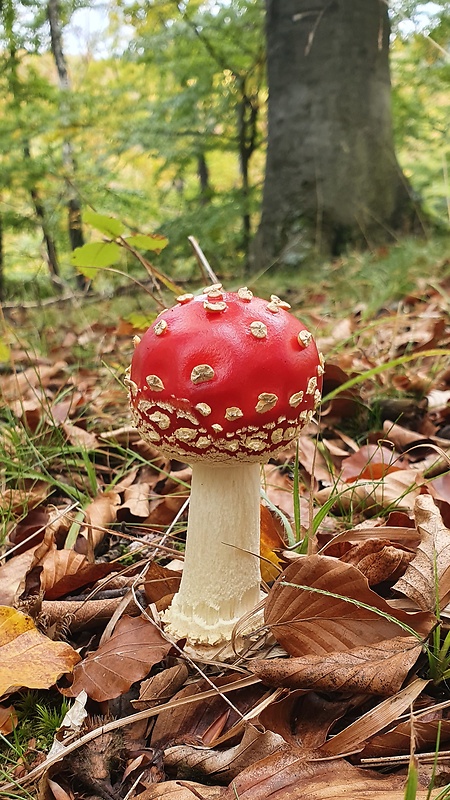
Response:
127,285,323,646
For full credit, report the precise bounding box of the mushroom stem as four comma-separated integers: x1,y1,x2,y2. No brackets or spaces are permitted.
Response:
163,461,262,645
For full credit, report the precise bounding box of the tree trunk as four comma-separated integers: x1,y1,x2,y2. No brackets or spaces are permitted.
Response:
237,82,258,269
3,1,61,284
197,152,211,205
23,143,61,280
252,0,422,271
47,0,86,279
30,187,61,279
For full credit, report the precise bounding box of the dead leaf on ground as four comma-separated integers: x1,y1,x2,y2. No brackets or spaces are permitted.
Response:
134,782,222,799
62,614,172,701
339,538,413,585
62,422,99,450
315,468,423,514
143,562,182,608
361,716,450,758
133,663,189,709
0,548,39,606
260,504,286,582
0,704,17,734
264,555,435,658
318,677,429,758
393,494,450,611
164,724,284,784
341,444,405,483
218,746,418,800
250,635,422,695
0,606,80,697
150,674,267,751
76,491,121,553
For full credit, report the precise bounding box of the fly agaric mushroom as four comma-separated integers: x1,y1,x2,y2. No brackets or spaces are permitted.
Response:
127,285,323,646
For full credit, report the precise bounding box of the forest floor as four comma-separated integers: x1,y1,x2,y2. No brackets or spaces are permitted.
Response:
1,234,450,799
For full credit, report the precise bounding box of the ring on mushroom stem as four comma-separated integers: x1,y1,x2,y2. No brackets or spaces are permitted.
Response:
127,287,324,647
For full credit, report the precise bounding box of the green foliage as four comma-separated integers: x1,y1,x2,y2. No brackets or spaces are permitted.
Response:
71,241,122,271
83,210,125,238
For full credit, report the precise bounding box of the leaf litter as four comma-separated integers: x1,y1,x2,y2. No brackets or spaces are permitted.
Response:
0,276,450,798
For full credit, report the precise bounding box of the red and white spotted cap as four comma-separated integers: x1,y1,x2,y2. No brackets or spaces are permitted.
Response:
127,285,324,462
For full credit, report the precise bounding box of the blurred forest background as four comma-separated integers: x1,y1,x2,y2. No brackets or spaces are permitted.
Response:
0,0,449,303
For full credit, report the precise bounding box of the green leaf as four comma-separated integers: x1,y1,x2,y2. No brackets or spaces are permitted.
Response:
124,312,157,330
0,337,11,362
83,210,124,238
71,242,122,276
124,234,169,252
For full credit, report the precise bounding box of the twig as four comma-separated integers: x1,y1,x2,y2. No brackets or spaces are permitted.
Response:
188,236,220,285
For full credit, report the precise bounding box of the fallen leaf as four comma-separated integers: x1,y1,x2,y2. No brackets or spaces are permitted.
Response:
76,491,121,553
0,549,39,606
340,538,413,585
118,482,152,519
164,725,284,783
264,556,435,659
260,505,286,582
62,422,99,450
219,746,415,799
144,562,182,607
250,636,422,695
134,782,222,799
150,674,267,751
341,444,404,483
393,494,450,611
0,704,17,734
0,606,80,697
318,677,429,757
62,615,172,701
133,663,189,709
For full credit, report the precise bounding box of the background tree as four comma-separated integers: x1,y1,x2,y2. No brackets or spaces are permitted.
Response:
124,0,265,269
252,0,424,272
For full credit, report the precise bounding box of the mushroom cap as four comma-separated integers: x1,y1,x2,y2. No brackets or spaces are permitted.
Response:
128,287,324,463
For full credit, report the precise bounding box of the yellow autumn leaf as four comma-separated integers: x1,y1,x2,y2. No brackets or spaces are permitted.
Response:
0,606,80,697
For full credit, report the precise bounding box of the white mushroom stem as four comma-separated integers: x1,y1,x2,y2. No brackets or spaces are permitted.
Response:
163,461,262,646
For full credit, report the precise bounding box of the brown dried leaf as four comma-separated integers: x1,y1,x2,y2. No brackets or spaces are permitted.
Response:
133,663,189,709
0,549,38,606
134,782,222,799
340,539,413,585
150,674,266,750
250,636,422,695
219,747,415,799
361,717,450,758
61,422,99,450
144,562,182,606
164,725,284,782
316,469,423,514
260,505,286,583
22,526,117,600
118,481,152,519
318,677,429,758
1,481,50,515
0,606,80,696
62,615,171,701
0,704,17,734
76,491,121,552
393,494,450,611
263,465,311,530
341,444,404,483
264,556,435,658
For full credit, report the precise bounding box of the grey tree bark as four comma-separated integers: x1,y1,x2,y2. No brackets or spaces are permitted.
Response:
252,0,422,271
47,0,85,264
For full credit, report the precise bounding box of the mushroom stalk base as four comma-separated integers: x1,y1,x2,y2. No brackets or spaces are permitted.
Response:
163,462,262,645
